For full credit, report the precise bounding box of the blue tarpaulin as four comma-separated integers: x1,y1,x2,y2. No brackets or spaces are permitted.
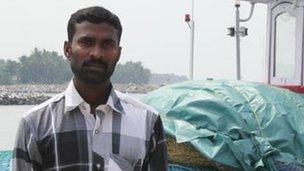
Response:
0,151,12,171
142,80,304,170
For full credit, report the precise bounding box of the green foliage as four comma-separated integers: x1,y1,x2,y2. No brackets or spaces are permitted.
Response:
0,48,72,85
0,48,151,85
0,59,20,85
112,61,151,84
18,48,73,84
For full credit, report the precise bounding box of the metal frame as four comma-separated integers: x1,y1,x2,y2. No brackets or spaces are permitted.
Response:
234,2,255,80
268,1,303,85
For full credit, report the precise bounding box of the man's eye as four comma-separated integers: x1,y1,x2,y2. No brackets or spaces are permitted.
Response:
80,39,93,46
83,41,92,46
102,39,116,49
101,43,114,50
107,43,114,48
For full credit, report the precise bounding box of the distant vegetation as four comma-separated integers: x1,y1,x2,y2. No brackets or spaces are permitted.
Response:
149,73,187,85
0,48,187,85
0,48,161,85
0,59,20,85
19,48,73,84
0,48,72,85
111,61,151,84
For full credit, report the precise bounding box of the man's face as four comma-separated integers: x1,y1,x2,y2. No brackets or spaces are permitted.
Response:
64,21,121,84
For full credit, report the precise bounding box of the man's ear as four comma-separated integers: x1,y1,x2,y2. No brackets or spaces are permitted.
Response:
64,41,72,61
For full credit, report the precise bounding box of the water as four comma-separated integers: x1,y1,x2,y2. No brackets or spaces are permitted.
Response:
0,93,145,150
0,105,34,150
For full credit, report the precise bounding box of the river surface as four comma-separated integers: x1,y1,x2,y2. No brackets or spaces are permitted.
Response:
0,93,145,150
0,105,34,150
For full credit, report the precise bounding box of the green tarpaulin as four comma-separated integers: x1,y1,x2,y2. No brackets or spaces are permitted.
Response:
0,151,12,171
141,80,304,170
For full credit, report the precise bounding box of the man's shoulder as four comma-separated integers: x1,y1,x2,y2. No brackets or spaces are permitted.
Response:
114,90,158,115
22,92,65,119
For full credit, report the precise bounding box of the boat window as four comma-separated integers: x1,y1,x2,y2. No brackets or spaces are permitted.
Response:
274,12,296,79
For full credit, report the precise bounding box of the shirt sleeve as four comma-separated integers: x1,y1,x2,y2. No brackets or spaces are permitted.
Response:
142,115,168,171
11,118,42,171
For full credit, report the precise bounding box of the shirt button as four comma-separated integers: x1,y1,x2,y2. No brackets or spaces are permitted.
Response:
96,163,101,170
95,130,99,134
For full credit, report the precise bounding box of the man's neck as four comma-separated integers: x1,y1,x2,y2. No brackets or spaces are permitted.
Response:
73,78,112,110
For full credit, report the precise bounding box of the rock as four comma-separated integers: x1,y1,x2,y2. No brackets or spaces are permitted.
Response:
0,83,162,105
0,92,51,105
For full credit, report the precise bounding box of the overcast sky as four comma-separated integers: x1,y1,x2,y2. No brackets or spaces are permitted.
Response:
0,0,268,81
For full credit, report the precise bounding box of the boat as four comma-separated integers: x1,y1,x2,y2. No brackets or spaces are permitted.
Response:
143,0,304,170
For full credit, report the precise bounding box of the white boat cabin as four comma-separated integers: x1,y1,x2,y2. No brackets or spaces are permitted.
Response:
242,0,304,92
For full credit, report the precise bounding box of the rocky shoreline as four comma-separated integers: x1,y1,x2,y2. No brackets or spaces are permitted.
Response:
0,92,50,105
0,83,160,105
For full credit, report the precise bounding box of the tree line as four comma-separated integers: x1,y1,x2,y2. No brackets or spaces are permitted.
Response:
0,48,151,85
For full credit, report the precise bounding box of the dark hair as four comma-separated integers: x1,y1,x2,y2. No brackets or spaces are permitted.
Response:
67,6,122,42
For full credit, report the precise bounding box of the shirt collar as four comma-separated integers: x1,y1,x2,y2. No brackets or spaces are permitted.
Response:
64,80,125,115
107,88,125,115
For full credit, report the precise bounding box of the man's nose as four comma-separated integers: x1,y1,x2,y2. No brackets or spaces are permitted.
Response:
90,46,105,59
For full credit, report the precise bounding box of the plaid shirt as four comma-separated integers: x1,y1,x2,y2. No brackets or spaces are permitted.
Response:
11,81,167,171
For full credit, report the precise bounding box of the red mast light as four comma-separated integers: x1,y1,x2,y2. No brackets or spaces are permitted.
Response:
185,14,191,22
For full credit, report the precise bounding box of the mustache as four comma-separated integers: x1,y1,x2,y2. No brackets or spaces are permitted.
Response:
82,58,108,68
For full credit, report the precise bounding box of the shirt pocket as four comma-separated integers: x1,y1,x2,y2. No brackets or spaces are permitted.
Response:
38,130,89,169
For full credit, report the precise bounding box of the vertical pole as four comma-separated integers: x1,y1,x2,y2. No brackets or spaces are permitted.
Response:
235,3,241,80
189,0,195,80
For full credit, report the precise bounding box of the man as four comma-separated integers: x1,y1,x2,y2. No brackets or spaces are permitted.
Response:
12,6,167,171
